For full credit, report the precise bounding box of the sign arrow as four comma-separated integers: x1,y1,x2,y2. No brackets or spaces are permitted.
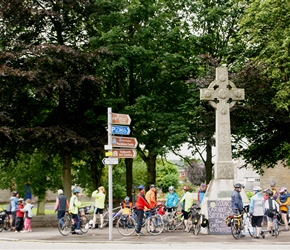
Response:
102,158,119,165
111,149,137,158
112,136,138,148
112,125,130,135
112,113,131,125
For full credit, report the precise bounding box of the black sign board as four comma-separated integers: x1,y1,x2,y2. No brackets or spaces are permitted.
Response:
208,200,232,235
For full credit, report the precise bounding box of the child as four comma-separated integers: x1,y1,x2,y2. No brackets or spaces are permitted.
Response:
15,198,24,233
20,198,34,232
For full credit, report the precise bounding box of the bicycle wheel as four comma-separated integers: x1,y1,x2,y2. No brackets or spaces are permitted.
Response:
147,215,164,236
102,213,109,227
58,215,72,236
3,219,12,231
192,223,201,236
80,215,89,234
116,216,136,236
0,220,4,232
244,215,254,237
231,219,241,240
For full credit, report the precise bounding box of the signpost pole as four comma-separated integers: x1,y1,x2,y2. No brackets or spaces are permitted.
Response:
108,107,113,241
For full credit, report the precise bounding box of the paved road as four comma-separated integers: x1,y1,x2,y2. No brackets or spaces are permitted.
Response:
1,226,290,249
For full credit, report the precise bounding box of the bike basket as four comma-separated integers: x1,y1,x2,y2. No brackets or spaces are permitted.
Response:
200,214,208,228
225,215,234,227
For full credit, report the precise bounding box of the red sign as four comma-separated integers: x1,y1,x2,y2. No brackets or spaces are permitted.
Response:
112,136,138,148
112,113,131,125
112,149,137,158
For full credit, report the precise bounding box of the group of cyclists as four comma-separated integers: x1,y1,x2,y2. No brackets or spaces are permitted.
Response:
231,181,290,239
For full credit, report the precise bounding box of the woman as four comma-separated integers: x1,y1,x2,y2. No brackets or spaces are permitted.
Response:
277,187,290,231
179,186,193,233
91,186,106,229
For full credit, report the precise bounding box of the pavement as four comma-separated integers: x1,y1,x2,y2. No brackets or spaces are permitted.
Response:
1,226,290,246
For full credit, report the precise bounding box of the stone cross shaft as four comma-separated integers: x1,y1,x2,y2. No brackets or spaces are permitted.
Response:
200,66,245,179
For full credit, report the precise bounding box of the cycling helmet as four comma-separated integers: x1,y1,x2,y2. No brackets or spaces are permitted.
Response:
234,183,242,189
265,189,274,197
138,185,145,190
124,196,130,202
150,184,156,188
183,186,190,191
253,186,261,192
72,188,80,194
279,187,287,193
12,191,18,196
270,181,276,187
168,186,174,191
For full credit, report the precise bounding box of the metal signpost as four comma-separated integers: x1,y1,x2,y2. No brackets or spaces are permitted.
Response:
104,107,137,241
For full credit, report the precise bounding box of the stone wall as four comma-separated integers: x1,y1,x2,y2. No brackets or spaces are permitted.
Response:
260,161,290,190
31,214,94,228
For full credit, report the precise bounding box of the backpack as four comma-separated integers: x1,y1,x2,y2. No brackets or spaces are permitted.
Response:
5,201,11,213
265,198,276,218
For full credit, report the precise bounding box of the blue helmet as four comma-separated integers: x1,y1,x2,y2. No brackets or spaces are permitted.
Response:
73,188,80,194
138,185,145,190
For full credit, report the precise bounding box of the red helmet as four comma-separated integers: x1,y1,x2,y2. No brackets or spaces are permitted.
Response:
183,186,190,191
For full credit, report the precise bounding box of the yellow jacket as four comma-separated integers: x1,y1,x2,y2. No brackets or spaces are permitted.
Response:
69,195,82,214
92,190,106,209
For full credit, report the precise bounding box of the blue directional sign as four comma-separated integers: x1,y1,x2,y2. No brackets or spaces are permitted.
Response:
112,125,131,135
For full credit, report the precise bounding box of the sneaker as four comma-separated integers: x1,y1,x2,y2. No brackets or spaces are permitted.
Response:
254,236,260,239
28,230,32,232
136,232,144,236
99,226,103,230
15,231,19,233
241,234,246,238
20,230,28,233
150,230,158,234
75,230,83,235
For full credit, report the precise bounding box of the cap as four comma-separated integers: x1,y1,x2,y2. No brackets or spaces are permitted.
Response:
138,185,145,190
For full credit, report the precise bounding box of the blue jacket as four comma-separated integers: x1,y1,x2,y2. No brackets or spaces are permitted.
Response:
165,192,178,207
231,190,243,213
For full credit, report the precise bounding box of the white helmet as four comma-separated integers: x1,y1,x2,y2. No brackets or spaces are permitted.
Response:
124,196,130,202
253,186,261,192
168,186,174,191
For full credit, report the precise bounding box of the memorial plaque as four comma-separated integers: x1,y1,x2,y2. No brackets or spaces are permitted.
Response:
207,200,232,235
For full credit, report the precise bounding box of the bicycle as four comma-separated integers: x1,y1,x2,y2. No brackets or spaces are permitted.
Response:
96,204,122,227
116,212,137,236
190,204,201,235
57,210,89,236
162,206,185,232
243,205,254,237
272,212,280,237
0,209,12,232
230,208,245,240
130,206,165,236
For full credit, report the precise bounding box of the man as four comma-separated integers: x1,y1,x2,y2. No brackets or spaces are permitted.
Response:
69,188,83,235
135,185,151,236
145,184,157,209
231,183,244,214
54,189,69,221
250,186,265,238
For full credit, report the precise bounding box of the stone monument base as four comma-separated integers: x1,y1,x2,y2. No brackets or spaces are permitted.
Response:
199,179,249,234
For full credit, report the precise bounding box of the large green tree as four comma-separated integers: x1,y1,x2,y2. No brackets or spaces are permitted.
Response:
0,0,107,202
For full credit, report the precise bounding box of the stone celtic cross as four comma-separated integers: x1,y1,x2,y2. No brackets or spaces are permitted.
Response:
200,66,245,179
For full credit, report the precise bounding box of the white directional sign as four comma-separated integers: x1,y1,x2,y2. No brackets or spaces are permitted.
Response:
102,158,119,165
112,125,131,135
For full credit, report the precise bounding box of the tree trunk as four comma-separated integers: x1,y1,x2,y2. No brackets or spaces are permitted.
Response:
63,152,72,200
145,152,157,189
36,191,46,215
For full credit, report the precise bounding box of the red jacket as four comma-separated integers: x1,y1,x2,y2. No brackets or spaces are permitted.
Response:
16,204,25,218
135,191,151,210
